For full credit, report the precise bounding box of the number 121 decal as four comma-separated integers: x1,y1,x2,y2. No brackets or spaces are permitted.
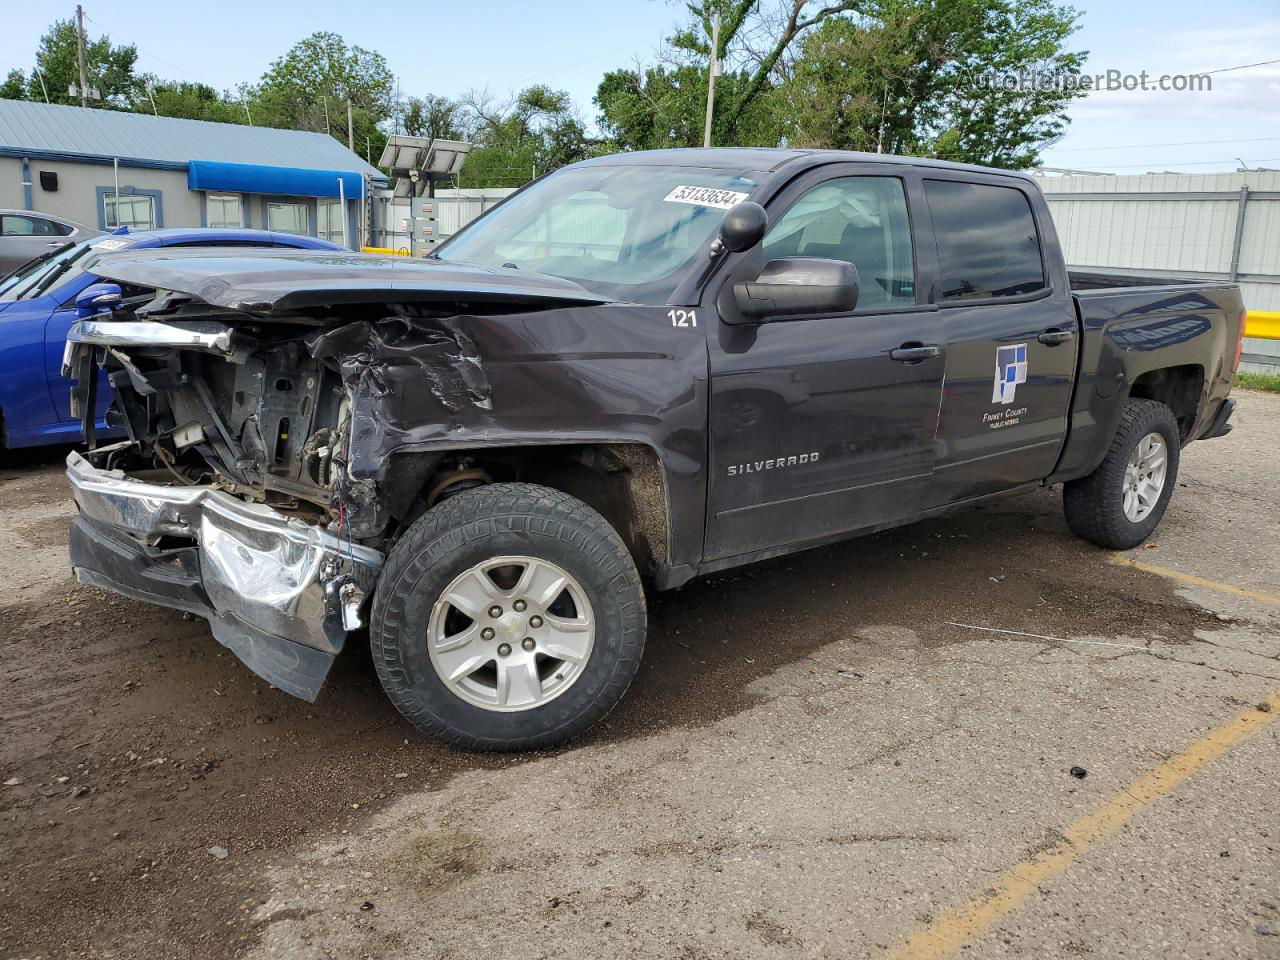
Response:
667,309,698,328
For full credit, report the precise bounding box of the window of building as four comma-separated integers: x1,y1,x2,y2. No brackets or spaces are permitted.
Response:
761,176,916,309
104,193,156,230
924,180,1045,300
206,193,243,229
1,214,69,236
267,201,309,236
317,199,347,245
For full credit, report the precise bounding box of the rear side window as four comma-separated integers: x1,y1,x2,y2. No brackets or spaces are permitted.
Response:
924,180,1045,300
2,214,65,237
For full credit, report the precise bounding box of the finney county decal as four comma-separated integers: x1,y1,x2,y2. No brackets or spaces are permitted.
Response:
992,343,1028,404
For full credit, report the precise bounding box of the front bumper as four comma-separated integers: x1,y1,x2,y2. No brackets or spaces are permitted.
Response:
65,451,383,701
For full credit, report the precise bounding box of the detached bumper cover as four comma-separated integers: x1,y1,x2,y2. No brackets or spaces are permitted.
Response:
1199,397,1235,440
65,451,383,701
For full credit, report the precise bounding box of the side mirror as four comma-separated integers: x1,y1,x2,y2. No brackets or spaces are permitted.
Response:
732,258,860,322
718,201,768,253
75,282,123,318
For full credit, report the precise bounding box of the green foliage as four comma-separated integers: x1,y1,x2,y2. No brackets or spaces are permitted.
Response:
454,86,598,188
1,69,26,101
402,94,464,142
596,0,862,150
246,31,395,160
1,1,1087,185
13,18,141,107
131,79,248,125
1235,372,1280,394
597,0,1085,169
777,0,1085,167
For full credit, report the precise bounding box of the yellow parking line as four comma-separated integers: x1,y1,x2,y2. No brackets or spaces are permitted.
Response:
884,691,1280,960
1109,553,1280,607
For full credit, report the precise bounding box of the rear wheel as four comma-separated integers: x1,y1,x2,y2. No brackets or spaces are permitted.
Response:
370,483,646,751
1063,398,1181,550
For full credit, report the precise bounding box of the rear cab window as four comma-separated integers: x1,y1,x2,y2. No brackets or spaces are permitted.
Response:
924,179,1046,301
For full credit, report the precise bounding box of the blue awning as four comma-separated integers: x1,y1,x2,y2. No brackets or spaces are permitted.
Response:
188,161,364,199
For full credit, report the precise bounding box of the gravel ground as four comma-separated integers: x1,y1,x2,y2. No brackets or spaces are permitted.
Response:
2,391,1277,960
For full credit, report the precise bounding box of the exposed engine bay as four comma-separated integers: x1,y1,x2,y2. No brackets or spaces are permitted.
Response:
70,299,492,546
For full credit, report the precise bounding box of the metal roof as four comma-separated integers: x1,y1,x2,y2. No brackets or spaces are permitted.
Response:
0,99,385,182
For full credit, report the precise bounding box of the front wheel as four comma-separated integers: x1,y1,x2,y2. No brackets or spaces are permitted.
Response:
1063,398,1181,550
370,483,646,751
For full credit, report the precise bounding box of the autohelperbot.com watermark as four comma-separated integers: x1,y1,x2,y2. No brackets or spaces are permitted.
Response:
972,69,1212,93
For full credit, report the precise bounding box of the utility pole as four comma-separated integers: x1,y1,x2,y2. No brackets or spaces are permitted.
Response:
322,96,330,136
74,5,89,107
702,4,721,148
347,98,354,152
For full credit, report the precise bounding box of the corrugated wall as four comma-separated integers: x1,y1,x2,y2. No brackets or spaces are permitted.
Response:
1040,170,1280,371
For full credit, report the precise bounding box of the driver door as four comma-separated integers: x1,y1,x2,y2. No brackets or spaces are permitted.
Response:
704,167,945,560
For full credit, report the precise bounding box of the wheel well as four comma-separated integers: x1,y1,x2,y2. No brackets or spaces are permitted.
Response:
397,443,671,576
1129,365,1203,441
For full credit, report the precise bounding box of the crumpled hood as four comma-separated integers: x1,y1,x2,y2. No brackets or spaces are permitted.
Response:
89,248,612,314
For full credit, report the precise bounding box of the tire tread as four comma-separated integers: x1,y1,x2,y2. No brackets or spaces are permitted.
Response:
370,482,645,752
1063,398,1180,550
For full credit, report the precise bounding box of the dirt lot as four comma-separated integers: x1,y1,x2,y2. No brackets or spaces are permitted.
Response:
2,392,1278,960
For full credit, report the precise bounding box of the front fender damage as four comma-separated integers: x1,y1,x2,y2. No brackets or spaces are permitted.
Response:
305,314,493,480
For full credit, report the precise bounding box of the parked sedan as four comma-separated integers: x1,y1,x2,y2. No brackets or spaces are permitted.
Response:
0,227,342,449
0,209,100,274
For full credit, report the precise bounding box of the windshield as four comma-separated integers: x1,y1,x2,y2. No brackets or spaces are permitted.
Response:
435,164,759,304
0,235,135,303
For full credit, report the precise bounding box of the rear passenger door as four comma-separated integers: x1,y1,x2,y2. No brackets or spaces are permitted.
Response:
924,177,1077,507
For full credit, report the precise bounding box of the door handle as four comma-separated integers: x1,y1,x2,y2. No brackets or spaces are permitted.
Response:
890,343,942,363
1038,328,1075,346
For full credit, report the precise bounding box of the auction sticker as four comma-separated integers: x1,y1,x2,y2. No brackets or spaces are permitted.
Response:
663,185,750,209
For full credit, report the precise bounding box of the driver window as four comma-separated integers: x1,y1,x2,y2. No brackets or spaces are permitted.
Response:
762,177,915,308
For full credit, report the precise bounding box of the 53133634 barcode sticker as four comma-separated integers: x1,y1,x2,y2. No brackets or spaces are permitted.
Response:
662,185,750,209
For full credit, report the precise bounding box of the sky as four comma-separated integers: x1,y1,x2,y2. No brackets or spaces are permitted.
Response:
0,0,1277,174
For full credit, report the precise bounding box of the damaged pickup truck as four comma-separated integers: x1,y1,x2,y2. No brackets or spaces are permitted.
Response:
62,149,1245,750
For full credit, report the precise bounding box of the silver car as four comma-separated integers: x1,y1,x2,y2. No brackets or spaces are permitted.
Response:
0,210,101,275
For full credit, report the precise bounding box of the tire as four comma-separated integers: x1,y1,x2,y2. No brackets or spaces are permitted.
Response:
1063,398,1181,550
370,482,646,751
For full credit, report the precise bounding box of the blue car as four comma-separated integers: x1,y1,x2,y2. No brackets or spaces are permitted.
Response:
0,227,342,449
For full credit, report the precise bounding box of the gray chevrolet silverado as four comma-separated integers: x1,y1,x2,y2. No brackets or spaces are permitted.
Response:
61,148,1244,750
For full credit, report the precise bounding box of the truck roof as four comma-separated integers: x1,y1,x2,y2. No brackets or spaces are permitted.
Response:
578,147,1037,184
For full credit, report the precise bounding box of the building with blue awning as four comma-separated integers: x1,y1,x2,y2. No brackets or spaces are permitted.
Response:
0,100,387,250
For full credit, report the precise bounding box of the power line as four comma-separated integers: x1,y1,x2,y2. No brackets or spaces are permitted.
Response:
81,10,229,91
1198,57,1280,76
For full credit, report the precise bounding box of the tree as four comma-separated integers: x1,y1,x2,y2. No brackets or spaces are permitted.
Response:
596,0,863,150
456,86,598,187
17,18,140,107
129,78,249,124
773,0,1085,167
0,69,25,101
401,94,464,142
247,31,395,158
